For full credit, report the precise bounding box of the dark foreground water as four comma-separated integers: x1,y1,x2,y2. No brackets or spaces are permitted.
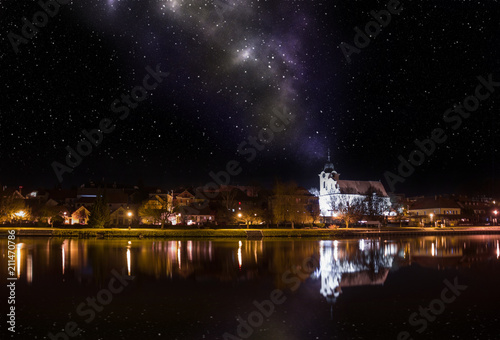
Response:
1,235,499,340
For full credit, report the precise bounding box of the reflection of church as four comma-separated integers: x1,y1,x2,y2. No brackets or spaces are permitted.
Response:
313,240,399,303
318,151,391,218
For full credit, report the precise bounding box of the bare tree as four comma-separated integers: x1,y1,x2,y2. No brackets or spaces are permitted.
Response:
306,203,320,224
363,186,391,224
220,188,237,210
329,193,364,228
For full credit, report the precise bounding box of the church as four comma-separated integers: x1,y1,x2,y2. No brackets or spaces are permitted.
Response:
318,152,391,218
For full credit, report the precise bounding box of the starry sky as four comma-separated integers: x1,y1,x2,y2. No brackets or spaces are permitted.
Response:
0,0,499,196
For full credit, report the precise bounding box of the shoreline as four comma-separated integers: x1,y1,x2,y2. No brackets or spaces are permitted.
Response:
2,226,500,239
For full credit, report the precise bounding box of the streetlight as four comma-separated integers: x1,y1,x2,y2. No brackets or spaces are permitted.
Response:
429,213,434,227
127,211,133,226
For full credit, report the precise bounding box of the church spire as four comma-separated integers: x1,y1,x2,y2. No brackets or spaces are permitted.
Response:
322,148,335,173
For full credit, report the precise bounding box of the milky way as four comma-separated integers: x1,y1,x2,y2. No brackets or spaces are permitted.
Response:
0,0,499,195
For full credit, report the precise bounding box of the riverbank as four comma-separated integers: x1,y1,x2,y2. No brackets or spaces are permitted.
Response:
1,226,500,239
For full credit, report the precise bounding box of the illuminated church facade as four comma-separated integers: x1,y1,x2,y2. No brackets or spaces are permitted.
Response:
318,152,391,218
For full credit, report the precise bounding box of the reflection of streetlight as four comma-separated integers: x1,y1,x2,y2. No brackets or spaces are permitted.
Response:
494,210,498,226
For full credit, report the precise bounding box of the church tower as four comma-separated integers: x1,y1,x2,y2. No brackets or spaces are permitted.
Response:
318,149,340,216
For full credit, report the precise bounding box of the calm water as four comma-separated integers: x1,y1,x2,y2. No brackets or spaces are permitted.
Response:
1,235,499,340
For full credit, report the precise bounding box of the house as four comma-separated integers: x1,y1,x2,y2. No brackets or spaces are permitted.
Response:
71,206,90,225
173,189,197,206
182,203,215,225
110,206,133,226
408,196,461,226
0,187,27,222
138,194,174,225
455,196,497,225
268,184,321,225
1,187,25,200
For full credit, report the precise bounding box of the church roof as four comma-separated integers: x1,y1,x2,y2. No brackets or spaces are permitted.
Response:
337,180,388,197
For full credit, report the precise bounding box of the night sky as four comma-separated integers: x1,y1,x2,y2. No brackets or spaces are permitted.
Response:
1,0,499,197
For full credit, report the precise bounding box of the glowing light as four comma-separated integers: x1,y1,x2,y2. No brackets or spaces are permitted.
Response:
178,241,182,269
127,211,133,217
431,243,435,257
127,248,131,276
15,210,25,218
187,240,193,262
27,254,33,284
61,241,67,275
17,244,22,278
359,239,365,251
238,213,242,218
497,240,499,260
238,240,242,269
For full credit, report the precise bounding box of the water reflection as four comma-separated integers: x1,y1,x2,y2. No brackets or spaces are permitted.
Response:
313,239,399,303
2,236,499,299
16,243,22,278
126,246,131,276
2,235,500,339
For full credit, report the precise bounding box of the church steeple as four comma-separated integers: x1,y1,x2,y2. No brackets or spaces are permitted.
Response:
323,148,335,173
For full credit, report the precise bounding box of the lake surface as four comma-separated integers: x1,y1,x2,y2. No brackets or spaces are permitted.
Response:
1,235,499,339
